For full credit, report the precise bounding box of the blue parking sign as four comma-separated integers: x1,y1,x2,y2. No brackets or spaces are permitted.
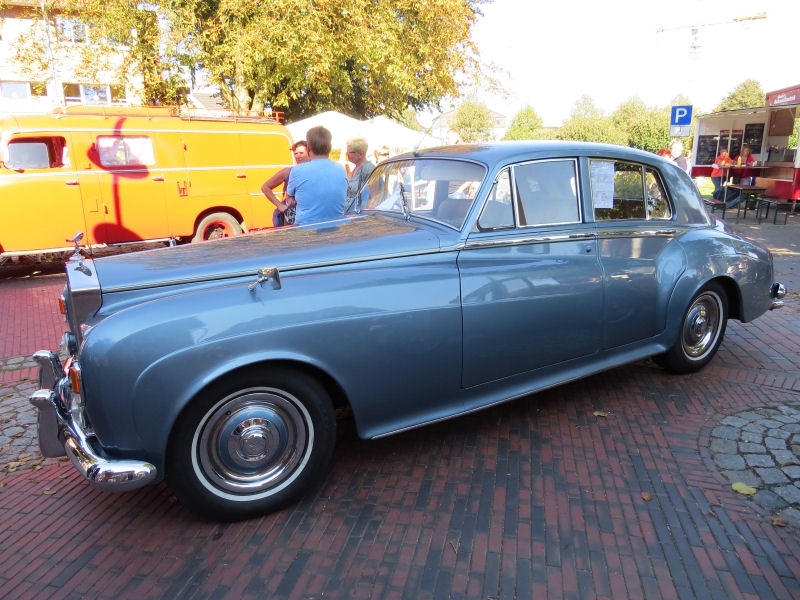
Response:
670,105,693,126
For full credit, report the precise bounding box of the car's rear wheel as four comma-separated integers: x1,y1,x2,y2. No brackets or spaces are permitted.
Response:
654,281,728,374
167,369,336,520
192,212,242,242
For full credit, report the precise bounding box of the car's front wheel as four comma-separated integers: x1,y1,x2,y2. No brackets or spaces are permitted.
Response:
167,369,336,520
654,281,728,374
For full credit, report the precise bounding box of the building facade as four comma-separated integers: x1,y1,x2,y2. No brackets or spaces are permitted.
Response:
0,1,142,117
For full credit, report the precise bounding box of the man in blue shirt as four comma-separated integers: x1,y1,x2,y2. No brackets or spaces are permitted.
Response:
286,126,347,225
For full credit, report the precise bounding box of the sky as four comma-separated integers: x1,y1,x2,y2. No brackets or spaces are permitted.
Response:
467,0,798,127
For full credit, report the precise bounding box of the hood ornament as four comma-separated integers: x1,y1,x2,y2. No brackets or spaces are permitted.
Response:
67,232,85,262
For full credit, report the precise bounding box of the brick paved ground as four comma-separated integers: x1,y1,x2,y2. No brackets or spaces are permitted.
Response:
1,222,800,599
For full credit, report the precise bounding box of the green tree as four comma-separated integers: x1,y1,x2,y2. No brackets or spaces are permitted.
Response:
611,98,670,152
452,98,493,142
163,0,485,119
14,1,485,118
714,79,765,112
569,95,603,120
557,96,626,145
503,105,543,140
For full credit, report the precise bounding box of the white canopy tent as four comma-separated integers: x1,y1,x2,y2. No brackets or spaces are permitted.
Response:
285,111,442,162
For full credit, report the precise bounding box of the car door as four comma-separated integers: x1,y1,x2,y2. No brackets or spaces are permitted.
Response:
459,159,604,389
0,134,88,253
588,158,676,349
75,131,181,244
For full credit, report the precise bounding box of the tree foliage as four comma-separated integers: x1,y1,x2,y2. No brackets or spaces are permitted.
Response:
502,105,543,140
12,0,484,119
611,98,671,153
163,0,484,120
452,98,493,142
714,79,764,112
556,96,626,145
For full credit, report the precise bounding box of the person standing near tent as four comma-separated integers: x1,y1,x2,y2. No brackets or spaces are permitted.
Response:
345,137,376,210
286,126,347,225
261,140,309,226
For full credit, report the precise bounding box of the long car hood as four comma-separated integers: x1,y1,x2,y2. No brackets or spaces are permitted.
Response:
91,214,450,292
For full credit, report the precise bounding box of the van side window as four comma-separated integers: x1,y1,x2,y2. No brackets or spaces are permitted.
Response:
5,137,68,170
97,136,155,167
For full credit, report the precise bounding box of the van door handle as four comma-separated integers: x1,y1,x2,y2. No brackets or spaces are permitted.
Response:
236,172,246,178
152,175,164,182
65,179,79,185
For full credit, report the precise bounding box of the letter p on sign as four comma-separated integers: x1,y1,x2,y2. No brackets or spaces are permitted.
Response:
670,105,692,126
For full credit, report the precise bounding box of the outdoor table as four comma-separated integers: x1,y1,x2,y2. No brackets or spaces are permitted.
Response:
723,184,767,221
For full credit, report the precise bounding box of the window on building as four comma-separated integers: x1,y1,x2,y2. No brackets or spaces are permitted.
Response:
56,17,88,43
63,83,126,105
0,81,31,99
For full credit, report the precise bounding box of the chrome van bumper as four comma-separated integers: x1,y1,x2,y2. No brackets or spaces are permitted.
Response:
28,350,157,493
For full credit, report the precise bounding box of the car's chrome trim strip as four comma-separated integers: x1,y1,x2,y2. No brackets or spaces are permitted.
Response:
595,228,678,237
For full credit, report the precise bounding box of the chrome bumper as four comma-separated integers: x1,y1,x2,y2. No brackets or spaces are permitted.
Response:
28,350,157,493
771,282,787,310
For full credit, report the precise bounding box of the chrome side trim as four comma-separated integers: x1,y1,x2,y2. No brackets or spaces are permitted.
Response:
595,228,678,237
465,231,592,250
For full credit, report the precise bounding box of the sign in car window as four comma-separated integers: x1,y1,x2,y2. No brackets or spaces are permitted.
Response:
590,160,615,209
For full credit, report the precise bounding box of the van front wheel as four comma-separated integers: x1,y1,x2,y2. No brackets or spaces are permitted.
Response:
193,212,242,242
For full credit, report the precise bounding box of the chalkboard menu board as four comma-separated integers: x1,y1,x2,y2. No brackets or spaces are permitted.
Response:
743,123,765,154
696,135,718,166
720,130,743,160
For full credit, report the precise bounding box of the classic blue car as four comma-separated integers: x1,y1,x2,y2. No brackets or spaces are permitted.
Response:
30,141,785,520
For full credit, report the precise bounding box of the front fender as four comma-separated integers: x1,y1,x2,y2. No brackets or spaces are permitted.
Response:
79,254,463,469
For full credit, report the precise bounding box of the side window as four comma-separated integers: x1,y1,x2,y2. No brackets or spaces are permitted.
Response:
97,136,155,167
513,159,580,226
477,169,514,230
4,137,68,170
592,160,669,220
645,168,672,219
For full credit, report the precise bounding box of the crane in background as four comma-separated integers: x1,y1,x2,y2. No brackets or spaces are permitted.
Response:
656,13,767,58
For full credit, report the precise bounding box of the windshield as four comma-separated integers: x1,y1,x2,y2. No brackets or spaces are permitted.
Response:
357,158,487,230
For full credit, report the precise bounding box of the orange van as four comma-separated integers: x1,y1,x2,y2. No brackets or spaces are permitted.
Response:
0,105,293,259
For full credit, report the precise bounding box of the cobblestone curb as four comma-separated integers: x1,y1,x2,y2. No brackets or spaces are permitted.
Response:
0,363,63,475
709,403,800,527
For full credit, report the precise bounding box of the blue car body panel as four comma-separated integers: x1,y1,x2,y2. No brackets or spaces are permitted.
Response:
39,141,780,481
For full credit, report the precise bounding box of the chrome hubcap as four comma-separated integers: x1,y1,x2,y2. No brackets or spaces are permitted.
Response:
196,390,310,495
682,292,721,359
